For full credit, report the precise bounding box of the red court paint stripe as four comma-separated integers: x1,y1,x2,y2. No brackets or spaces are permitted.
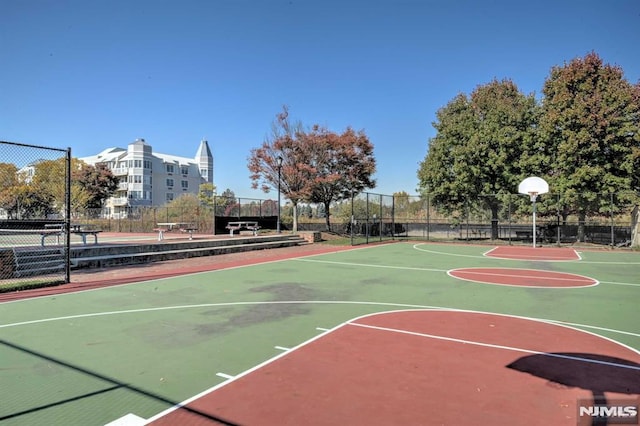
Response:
449,268,597,287
486,246,580,261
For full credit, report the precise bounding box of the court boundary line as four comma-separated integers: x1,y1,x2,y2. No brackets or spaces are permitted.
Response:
143,308,640,424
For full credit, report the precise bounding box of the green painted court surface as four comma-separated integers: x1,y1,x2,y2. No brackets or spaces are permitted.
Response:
1,242,638,425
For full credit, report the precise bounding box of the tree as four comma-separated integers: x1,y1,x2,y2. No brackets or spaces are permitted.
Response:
248,106,320,232
417,79,538,238
305,125,376,231
249,106,376,232
198,182,217,208
75,162,119,210
30,158,119,216
538,52,640,240
0,163,19,216
216,188,238,217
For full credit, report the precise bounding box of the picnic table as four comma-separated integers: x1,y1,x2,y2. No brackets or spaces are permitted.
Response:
0,224,101,246
45,223,101,245
155,222,198,241
225,221,260,236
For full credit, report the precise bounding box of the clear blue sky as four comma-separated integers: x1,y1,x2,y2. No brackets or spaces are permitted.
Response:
2,0,639,199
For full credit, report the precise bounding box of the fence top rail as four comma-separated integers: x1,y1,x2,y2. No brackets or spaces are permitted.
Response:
0,140,69,153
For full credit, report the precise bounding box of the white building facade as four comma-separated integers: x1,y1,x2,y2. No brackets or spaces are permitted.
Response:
80,138,214,218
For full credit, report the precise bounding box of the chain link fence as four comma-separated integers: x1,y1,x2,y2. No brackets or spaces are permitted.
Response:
390,191,638,247
0,141,71,289
292,190,638,247
59,189,640,248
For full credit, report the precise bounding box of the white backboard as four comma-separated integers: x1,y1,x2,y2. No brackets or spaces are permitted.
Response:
518,176,549,196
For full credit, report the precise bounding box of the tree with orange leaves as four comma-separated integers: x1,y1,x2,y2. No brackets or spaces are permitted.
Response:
248,106,376,231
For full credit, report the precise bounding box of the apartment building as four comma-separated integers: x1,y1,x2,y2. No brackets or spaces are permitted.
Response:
80,138,213,218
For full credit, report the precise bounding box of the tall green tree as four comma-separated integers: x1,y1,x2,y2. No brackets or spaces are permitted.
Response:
198,182,217,208
30,158,119,215
417,79,538,238
75,162,119,209
539,52,640,240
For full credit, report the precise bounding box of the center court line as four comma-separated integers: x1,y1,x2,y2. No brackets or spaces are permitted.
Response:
294,258,447,272
348,322,640,371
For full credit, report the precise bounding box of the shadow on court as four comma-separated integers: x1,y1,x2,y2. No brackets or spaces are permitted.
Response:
508,352,640,425
0,339,239,425
507,352,640,395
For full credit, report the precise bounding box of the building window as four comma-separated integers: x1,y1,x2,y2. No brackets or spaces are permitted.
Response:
166,193,174,202
181,180,188,189
166,164,175,174
144,160,152,169
181,165,189,175
134,175,142,183
134,160,142,168
166,178,174,187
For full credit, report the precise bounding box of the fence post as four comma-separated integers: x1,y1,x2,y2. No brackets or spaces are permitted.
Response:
507,194,512,245
350,191,354,245
610,192,615,246
556,193,561,246
391,194,396,240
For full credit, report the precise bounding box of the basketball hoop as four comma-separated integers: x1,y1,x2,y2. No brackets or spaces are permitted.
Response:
518,177,549,248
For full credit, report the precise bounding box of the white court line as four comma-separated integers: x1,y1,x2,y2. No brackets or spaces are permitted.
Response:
348,321,640,371
294,257,446,272
216,372,234,380
297,257,636,288
414,243,640,264
1,300,639,338
600,281,640,287
143,323,342,424
0,246,369,306
274,346,290,351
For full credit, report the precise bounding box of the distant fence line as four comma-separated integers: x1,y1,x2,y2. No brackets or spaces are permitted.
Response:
65,190,639,246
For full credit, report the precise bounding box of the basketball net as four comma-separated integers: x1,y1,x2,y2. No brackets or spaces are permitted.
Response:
529,192,538,202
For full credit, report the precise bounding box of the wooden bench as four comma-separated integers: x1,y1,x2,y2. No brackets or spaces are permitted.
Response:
225,221,260,236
